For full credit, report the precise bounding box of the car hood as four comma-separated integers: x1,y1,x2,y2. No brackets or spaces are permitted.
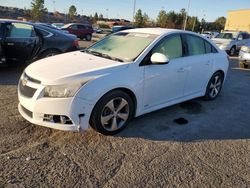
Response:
25,51,129,85
211,38,233,46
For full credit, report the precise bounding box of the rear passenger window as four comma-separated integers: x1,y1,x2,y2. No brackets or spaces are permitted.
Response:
152,35,183,59
7,23,34,38
185,35,205,56
205,41,218,54
70,24,78,30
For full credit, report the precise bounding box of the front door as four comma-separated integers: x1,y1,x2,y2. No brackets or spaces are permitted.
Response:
143,34,188,109
4,22,36,62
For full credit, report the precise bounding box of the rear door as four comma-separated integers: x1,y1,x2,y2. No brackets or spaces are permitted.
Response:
4,22,36,62
77,24,87,37
182,34,214,96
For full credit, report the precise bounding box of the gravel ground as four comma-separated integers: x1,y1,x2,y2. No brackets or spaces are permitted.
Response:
0,53,250,187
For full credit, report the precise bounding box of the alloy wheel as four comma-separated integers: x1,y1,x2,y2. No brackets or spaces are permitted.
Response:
209,75,222,98
100,97,129,131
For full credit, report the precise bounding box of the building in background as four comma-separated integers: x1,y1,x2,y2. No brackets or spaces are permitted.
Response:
225,9,250,32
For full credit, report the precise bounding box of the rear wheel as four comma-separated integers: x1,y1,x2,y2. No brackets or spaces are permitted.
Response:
39,49,60,59
239,61,248,68
204,72,224,100
85,34,92,41
229,46,236,56
90,90,134,135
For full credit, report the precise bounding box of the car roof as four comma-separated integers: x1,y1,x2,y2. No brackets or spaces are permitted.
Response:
125,27,195,36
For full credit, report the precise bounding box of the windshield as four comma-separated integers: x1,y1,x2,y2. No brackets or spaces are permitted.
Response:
86,32,157,62
216,32,237,40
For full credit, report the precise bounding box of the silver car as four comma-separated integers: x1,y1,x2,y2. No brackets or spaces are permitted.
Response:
239,45,250,68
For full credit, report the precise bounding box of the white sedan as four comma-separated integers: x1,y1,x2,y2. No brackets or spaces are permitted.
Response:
18,28,229,135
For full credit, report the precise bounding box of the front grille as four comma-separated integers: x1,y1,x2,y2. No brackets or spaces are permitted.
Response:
19,80,37,98
21,105,33,118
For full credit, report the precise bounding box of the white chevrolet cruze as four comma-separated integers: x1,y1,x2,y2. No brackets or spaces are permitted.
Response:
18,28,229,135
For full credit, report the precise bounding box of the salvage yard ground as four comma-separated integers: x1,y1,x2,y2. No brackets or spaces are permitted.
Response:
0,43,249,187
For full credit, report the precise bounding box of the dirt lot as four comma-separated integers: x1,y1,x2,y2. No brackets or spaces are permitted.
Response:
0,47,250,187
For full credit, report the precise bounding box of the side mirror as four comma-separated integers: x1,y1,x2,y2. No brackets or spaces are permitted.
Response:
238,37,243,41
150,53,169,64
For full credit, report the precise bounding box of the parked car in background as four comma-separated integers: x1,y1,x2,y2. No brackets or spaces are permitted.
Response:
201,31,219,39
52,23,64,29
112,25,134,33
93,27,103,34
239,45,250,68
61,23,93,41
0,19,79,66
211,31,250,56
18,28,228,135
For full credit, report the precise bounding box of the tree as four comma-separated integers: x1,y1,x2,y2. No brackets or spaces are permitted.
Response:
134,9,143,27
214,16,226,31
68,5,77,20
143,13,149,26
156,10,167,28
93,12,99,23
99,14,104,20
30,0,46,21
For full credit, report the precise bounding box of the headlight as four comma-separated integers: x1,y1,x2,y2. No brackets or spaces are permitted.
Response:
241,46,250,53
44,82,87,98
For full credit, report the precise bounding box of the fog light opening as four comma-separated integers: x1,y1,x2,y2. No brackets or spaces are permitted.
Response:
43,114,73,124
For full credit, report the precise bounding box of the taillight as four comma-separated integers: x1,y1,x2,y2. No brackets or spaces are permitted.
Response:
73,40,79,47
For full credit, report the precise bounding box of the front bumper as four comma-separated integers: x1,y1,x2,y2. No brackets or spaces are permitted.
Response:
18,77,93,131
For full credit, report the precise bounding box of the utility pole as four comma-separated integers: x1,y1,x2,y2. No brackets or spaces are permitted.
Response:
53,0,55,12
132,0,136,23
183,0,191,30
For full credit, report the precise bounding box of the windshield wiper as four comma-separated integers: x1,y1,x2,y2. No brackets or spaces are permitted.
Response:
85,49,124,62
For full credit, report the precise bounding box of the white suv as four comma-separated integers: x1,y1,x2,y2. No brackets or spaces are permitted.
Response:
211,31,250,56
18,28,229,135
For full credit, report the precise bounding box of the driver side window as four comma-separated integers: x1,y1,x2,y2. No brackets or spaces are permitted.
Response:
152,35,183,59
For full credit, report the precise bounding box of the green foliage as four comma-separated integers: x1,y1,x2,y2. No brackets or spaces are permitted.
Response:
93,12,99,23
143,13,149,26
68,5,77,20
30,0,46,21
99,14,104,20
156,10,168,28
134,9,143,27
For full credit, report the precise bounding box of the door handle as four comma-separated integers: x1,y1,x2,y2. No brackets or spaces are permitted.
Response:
7,42,14,46
177,67,186,72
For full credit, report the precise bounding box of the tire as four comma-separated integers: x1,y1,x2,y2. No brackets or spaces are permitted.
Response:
229,46,236,56
90,90,134,135
239,61,248,68
39,50,60,59
203,72,224,100
85,34,92,41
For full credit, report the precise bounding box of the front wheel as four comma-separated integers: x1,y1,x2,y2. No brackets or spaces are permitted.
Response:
90,90,134,135
204,72,224,100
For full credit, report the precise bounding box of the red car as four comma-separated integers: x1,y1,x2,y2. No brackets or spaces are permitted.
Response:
61,23,93,41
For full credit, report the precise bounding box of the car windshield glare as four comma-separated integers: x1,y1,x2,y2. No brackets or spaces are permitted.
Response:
216,33,237,40
86,32,157,62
